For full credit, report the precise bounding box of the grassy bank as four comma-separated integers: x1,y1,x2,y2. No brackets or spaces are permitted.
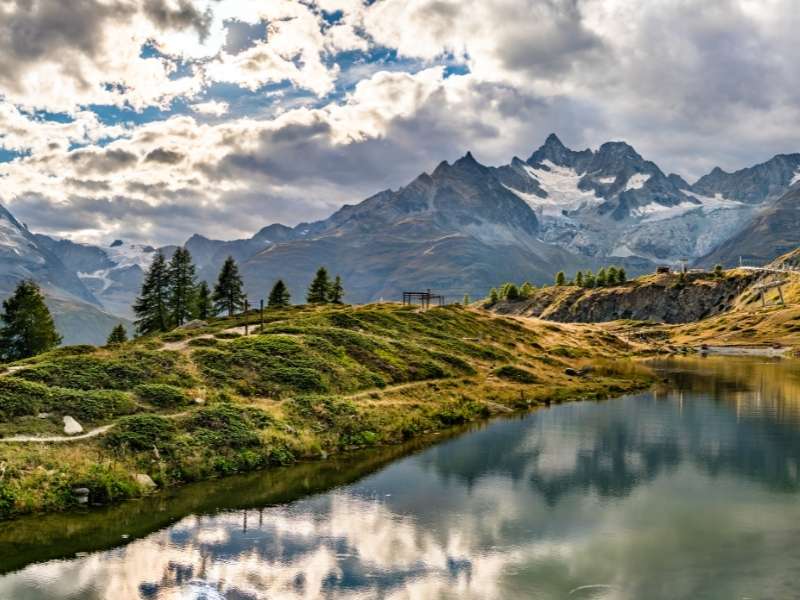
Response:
0,303,652,519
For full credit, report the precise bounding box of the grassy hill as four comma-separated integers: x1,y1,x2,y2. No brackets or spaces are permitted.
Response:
0,303,651,519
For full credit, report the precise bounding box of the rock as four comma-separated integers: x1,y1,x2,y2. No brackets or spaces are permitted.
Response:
564,367,579,376
134,473,157,491
37,412,50,419
63,416,83,435
179,319,207,330
73,487,90,504
564,367,593,377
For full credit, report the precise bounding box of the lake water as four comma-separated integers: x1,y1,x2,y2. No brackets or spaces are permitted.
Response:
3,356,800,599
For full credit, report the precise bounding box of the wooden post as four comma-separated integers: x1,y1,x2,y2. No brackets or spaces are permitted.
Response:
260,299,264,333
244,298,249,336
778,285,785,305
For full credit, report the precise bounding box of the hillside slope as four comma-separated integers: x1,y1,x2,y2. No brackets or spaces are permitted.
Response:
0,303,651,519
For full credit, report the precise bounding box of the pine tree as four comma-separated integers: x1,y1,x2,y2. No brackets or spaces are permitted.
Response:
617,268,627,283
575,271,584,287
213,256,245,317
268,279,291,308
505,283,520,300
489,288,499,304
584,271,596,288
167,247,197,327
133,252,170,335
463,294,471,306
714,264,724,278
195,281,213,320
0,280,61,361
596,267,607,287
307,267,331,303
328,275,344,304
607,266,618,285
106,324,128,346
519,282,535,298
555,271,566,286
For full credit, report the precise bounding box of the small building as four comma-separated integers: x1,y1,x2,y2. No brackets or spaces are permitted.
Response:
656,266,671,274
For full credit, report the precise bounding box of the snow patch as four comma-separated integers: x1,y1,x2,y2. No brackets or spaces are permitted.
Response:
596,176,616,184
105,243,157,270
623,173,651,191
507,160,602,217
791,169,800,185
632,192,747,223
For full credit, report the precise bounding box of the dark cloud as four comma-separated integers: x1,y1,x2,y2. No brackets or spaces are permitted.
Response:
144,148,185,164
0,0,133,84
142,0,213,39
68,148,138,173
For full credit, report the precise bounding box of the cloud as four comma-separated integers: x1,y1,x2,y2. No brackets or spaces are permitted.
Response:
1,0,800,247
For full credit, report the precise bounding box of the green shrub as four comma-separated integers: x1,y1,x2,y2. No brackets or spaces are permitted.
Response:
187,337,218,347
493,365,539,384
134,383,190,408
214,331,242,340
0,378,49,420
188,404,269,449
17,355,148,390
49,389,137,421
0,483,16,518
105,414,176,452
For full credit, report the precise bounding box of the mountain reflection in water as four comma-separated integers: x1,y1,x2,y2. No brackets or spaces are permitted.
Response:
3,356,800,599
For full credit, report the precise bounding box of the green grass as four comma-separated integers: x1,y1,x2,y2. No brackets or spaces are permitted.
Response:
0,303,654,519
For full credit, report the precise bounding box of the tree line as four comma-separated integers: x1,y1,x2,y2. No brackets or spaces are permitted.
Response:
133,249,345,335
555,266,627,288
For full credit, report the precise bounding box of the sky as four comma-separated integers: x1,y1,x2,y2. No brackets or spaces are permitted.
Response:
0,0,799,246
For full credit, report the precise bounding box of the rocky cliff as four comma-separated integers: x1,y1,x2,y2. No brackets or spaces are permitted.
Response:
492,271,759,324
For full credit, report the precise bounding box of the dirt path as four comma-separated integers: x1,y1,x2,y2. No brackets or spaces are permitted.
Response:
0,424,115,443
0,410,194,444
162,325,250,351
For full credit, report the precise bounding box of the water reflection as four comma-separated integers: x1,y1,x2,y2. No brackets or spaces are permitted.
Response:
4,357,800,599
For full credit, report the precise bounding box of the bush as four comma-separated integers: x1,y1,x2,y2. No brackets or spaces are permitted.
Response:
187,337,219,347
188,404,268,449
214,331,242,340
493,365,539,384
0,378,49,420
134,383,190,408
105,414,176,452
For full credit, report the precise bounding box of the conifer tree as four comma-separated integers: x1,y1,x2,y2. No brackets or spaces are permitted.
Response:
607,266,619,285
0,280,61,361
195,281,213,320
505,283,520,300
584,271,596,288
596,267,607,287
463,294,471,305
575,271,584,287
489,288,499,304
519,282,534,298
328,275,344,304
268,279,291,308
106,324,128,346
133,252,170,335
213,256,245,317
307,267,331,303
555,271,566,286
168,247,197,327
617,268,627,283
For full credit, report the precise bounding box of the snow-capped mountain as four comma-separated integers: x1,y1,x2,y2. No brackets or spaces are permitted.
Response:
4,133,800,330
0,206,128,345
493,134,757,262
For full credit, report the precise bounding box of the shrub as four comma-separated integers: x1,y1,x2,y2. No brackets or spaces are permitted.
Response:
187,337,218,347
135,383,190,408
0,378,49,420
105,414,176,452
188,404,268,449
493,365,539,384
214,331,242,340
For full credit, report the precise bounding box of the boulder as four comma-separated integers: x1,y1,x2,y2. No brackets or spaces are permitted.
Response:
63,416,83,435
179,320,207,330
134,473,157,491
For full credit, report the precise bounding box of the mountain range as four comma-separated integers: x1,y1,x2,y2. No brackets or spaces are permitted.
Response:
2,133,799,345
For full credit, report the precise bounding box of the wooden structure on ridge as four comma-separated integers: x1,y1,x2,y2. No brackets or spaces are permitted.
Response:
753,277,787,307
402,289,445,309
